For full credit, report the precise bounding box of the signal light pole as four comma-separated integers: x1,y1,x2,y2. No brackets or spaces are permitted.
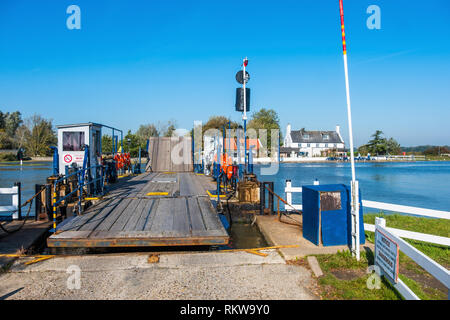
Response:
242,57,248,173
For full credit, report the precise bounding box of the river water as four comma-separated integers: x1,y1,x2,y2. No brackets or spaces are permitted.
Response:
1,161,450,218
0,161,52,218
255,161,450,213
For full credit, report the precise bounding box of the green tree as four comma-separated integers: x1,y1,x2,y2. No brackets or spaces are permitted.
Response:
124,130,142,157
202,116,239,135
386,137,401,155
0,110,23,149
358,130,401,155
23,115,56,156
247,108,282,154
102,135,113,154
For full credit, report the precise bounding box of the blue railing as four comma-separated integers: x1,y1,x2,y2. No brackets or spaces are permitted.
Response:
51,164,105,233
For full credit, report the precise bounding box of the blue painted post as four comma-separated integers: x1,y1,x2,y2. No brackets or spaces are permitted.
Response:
112,129,115,154
138,146,141,174
50,146,59,176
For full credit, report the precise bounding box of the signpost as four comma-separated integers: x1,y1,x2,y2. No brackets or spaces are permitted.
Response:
236,57,250,173
375,228,400,283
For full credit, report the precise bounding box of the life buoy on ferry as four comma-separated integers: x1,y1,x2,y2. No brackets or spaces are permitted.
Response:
114,153,124,170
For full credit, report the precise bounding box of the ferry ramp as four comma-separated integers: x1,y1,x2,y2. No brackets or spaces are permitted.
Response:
146,137,193,172
47,171,228,248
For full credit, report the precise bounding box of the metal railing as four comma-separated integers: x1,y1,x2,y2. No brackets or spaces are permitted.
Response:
52,164,105,232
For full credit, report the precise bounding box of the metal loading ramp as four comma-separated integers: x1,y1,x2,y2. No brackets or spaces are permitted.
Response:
146,137,193,172
47,172,229,248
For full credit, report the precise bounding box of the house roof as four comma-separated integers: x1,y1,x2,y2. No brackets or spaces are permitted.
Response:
290,130,343,144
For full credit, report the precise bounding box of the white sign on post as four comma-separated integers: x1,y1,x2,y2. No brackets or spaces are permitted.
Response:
375,228,400,283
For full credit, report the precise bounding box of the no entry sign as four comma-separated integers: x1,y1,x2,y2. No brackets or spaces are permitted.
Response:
64,154,72,163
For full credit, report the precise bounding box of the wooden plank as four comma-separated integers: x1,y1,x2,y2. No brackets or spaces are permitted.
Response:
59,198,118,231
187,197,206,231
362,200,450,220
172,198,190,234
139,200,158,231
364,223,450,246
91,198,133,231
74,197,122,231
109,199,142,231
179,172,204,196
123,199,151,231
48,231,92,239
197,197,225,231
149,198,174,232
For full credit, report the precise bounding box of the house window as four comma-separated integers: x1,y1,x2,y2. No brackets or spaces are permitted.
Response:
328,143,334,148
63,132,85,151
323,134,329,140
303,134,310,139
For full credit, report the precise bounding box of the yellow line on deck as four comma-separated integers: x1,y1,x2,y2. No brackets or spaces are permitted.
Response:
206,190,227,198
146,192,169,196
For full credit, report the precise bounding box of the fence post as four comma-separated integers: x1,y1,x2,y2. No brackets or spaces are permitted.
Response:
52,185,57,233
14,182,22,220
268,182,274,215
260,182,265,215
285,180,292,207
375,216,386,228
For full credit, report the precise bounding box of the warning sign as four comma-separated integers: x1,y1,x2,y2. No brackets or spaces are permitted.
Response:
375,229,399,283
64,154,72,163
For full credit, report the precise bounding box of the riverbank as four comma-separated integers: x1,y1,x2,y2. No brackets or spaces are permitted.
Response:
306,213,449,300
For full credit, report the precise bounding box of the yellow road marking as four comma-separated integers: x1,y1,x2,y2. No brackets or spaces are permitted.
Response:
146,192,169,196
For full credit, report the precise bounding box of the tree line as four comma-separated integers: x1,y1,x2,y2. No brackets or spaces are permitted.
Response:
357,130,448,156
0,111,56,157
102,120,177,157
357,130,401,155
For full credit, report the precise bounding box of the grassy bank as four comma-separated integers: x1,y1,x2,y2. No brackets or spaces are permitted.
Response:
308,213,449,300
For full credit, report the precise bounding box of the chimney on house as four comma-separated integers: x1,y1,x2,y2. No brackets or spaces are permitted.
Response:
287,123,291,137
336,125,340,135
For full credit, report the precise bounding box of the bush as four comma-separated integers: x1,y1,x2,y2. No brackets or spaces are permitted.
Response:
0,152,17,161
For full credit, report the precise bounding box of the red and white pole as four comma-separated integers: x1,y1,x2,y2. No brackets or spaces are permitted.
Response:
339,0,360,261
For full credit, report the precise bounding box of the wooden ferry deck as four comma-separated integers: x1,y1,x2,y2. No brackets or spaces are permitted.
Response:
47,172,229,248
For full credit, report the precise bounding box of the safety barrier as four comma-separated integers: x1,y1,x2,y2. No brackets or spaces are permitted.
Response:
0,182,21,220
374,217,449,300
52,164,105,232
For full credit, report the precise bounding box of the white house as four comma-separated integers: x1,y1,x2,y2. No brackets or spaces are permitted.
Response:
281,124,345,158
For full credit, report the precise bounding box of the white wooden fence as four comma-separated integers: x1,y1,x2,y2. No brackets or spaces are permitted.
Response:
284,179,450,299
0,185,20,220
374,217,449,300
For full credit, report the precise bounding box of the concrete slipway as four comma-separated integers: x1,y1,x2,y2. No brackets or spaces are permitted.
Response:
0,250,319,300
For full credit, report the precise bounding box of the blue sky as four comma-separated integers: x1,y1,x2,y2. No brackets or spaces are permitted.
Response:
0,0,449,147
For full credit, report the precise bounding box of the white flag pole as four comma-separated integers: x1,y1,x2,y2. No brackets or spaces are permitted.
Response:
339,0,360,260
